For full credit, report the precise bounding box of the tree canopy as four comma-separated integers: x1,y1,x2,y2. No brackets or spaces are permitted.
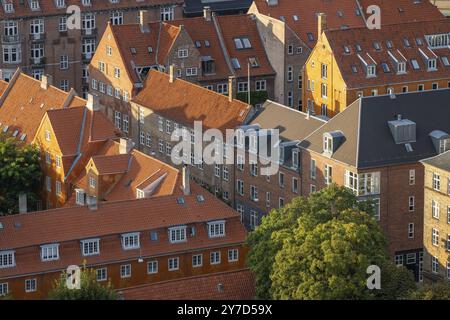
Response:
0,136,41,215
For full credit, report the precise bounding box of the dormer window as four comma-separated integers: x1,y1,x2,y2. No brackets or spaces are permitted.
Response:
121,232,140,250
4,3,13,13
55,0,65,8
75,189,85,205
367,64,376,77
81,238,100,256
208,221,225,238
323,135,333,153
373,42,381,51
292,149,299,169
403,38,410,47
30,1,40,10
428,58,437,71
0,250,15,268
136,189,145,199
41,244,59,261
398,61,406,73
168,226,187,243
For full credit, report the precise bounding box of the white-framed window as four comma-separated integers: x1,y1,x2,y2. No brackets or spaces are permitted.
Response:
237,82,248,93
292,177,299,193
250,185,258,202
91,78,98,90
82,38,96,57
321,63,328,79
178,49,188,58
222,166,229,181
278,172,285,188
236,180,244,196
210,251,221,265
59,16,67,32
25,278,37,292
217,83,228,94
395,254,403,266
60,79,69,92
432,228,439,246
110,11,123,25
432,256,439,273
147,261,158,274
120,264,131,278
88,176,96,189
255,80,266,91
60,55,68,70
408,223,414,239
208,221,225,238
114,111,121,130
433,172,441,190
228,249,239,262
372,198,380,221
169,226,187,243
160,6,174,21
121,232,140,250
266,192,271,208
106,45,112,56
114,67,121,79
146,133,152,147
55,181,62,196
406,253,416,265
123,114,129,133
409,169,415,185
168,257,179,271
250,210,258,230
408,196,415,212
81,238,100,256
30,19,44,34
186,67,197,77
82,12,95,31
192,254,203,267
55,155,61,169
41,244,59,261
0,283,8,296
115,88,121,99
165,120,172,134
96,268,107,281
75,189,85,205
432,200,440,219
0,251,15,268
324,164,333,185
158,139,164,153
3,46,22,64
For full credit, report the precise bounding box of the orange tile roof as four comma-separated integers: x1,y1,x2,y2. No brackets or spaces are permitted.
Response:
0,184,246,278
0,0,183,19
110,22,181,83
324,19,450,88
216,14,275,78
252,0,444,48
120,269,256,300
70,140,180,202
0,80,8,97
0,73,77,143
133,70,252,131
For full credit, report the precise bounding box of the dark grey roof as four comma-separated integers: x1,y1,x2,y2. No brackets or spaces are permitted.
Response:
421,151,450,172
300,89,450,169
250,100,326,142
184,0,252,15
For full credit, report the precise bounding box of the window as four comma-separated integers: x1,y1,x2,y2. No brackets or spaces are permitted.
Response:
186,67,197,77
160,6,174,21
406,253,416,265
265,192,271,207
447,262,450,280
41,244,59,261
321,64,328,79
447,234,450,252
114,67,121,79
168,257,179,271
408,223,414,239
0,283,8,296
432,256,439,273
75,189,85,205
88,176,96,189
292,177,299,193
55,0,65,8
25,278,37,292
433,173,440,190
0,251,15,268
222,166,229,181
373,198,380,221
208,221,225,238
287,65,293,82
236,180,244,196
121,232,140,250
279,172,285,188
123,115,129,134
30,19,44,35
3,46,22,64
408,196,415,212
192,254,202,267
60,80,69,92
250,185,258,202
409,169,415,185
59,17,67,32
432,228,439,246
120,264,131,278
279,197,285,208
323,135,332,153
178,49,188,58
310,159,316,180
395,254,403,266
114,111,121,130
96,268,107,281
210,251,221,265
55,155,61,169
81,239,100,256
82,12,95,31
250,210,258,229
418,84,424,91
324,165,333,185
255,80,266,91
55,181,62,196
217,83,228,94
31,43,44,59
228,249,239,262
169,226,187,243
106,45,112,56
147,261,158,274
110,11,123,25
432,200,440,219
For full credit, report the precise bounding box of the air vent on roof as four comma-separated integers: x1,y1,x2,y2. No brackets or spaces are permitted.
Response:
388,115,416,144
177,197,185,205
217,283,224,293
130,47,137,54
405,143,413,152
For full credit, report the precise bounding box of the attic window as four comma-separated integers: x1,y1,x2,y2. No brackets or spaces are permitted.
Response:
195,40,201,48
307,33,314,41
343,46,350,54
204,40,210,47
411,59,420,70
323,135,333,153
242,38,252,49
442,56,450,67
234,37,251,49
416,38,423,46
386,40,393,49
373,42,381,51
293,15,299,21
234,38,243,49
381,62,390,73
130,47,136,54
403,38,410,47
231,58,241,69
248,57,259,68
367,65,376,77
427,58,437,71
355,44,361,52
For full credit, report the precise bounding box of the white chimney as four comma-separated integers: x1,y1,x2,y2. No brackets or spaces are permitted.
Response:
228,76,235,102
169,65,175,83
119,138,134,154
86,94,100,111
19,193,27,214
139,10,150,33
182,165,190,196
87,195,98,211
318,13,327,39
40,75,53,90
203,6,212,21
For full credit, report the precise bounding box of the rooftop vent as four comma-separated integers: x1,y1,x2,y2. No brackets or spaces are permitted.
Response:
197,195,205,202
177,197,185,205
429,130,450,154
388,115,416,144
217,283,224,293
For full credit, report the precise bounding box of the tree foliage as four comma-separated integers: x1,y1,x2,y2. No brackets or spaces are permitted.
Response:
48,265,117,300
247,184,418,300
0,135,41,215
408,281,450,300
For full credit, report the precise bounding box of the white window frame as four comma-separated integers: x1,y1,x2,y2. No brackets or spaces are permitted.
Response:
81,238,100,256
121,232,140,250
208,221,225,238
40,244,59,261
169,226,187,243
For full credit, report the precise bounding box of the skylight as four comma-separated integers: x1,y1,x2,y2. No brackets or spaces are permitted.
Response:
337,10,343,17
249,57,259,68
234,38,243,49
442,56,450,67
242,38,252,49
416,38,423,46
351,65,358,73
195,40,201,48
231,58,241,69
130,47,136,54
343,45,350,54
386,40,393,49
373,42,381,50
403,38,410,47
381,62,390,73
355,44,362,52
307,33,314,41
204,40,210,47
411,59,420,70
293,15,299,21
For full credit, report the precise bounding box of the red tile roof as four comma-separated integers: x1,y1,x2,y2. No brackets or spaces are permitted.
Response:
0,73,78,143
324,19,450,88
0,80,7,97
252,0,444,48
0,184,246,278
120,269,256,300
133,70,252,131
0,0,183,19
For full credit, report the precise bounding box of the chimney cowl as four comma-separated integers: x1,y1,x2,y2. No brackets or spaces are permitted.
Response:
119,138,135,154
203,6,212,21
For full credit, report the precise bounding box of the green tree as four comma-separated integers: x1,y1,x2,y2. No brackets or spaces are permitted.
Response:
408,281,450,300
0,136,41,215
48,265,117,300
374,261,416,300
248,184,394,299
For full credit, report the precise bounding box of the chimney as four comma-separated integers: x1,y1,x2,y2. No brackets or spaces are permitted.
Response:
86,94,99,111
203,6,212,21
40,75,52,90
306,109,311,120
139,10,150,33
228,76,235,102
19,193,27,214
169,65,174,83
86,195,98,211
182,165,190,196
266,0,278,6
119,138,134,154
317,13,327,39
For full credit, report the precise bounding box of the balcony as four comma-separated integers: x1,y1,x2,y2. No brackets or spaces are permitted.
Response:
2,35,20,44
30,56,46,66
29,33,46,42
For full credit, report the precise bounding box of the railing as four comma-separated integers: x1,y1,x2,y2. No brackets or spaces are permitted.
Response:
1,34,20,44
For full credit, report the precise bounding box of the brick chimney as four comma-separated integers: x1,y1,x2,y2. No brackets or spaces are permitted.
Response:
318,13,327,39
139,10,150,33
169,65,174,83
203,6,212,21
119,138,134,154
40,75,52,90
182,165,190,196
86,93,99,111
